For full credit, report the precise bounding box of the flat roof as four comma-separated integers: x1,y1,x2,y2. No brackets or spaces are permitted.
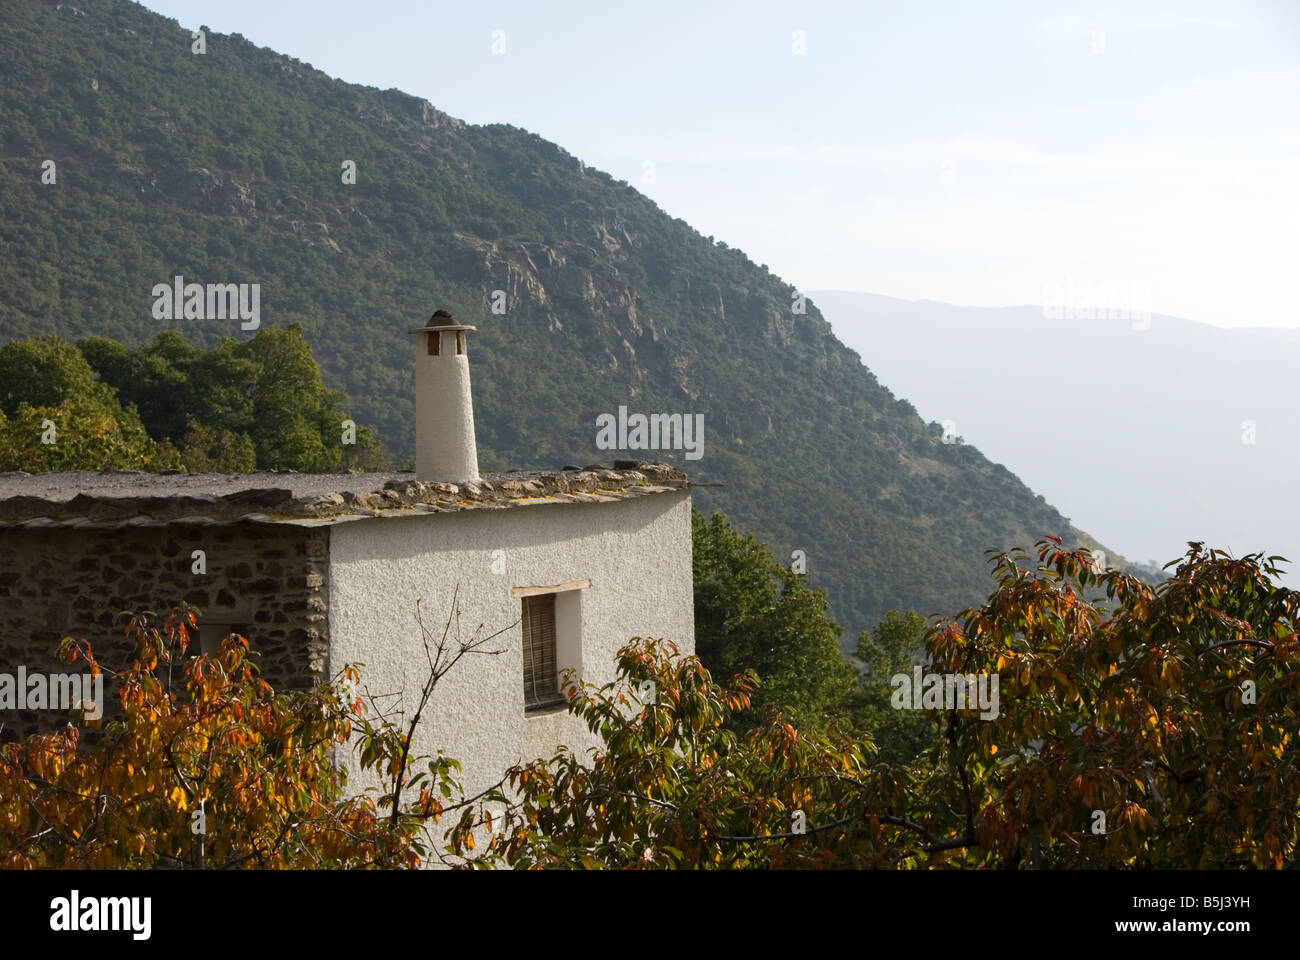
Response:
0,461,690,529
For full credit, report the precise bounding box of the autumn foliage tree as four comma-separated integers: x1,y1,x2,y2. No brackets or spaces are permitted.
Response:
0,603,476,869
459,540,1298,869
940,538,1300,869
3,540,1295,870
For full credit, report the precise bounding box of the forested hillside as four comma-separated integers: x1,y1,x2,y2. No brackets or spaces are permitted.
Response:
0,0,1123,636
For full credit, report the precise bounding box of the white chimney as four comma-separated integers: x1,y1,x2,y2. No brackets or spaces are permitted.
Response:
408,309,479,483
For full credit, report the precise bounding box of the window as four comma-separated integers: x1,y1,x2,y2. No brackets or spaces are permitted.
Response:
196,623,247,658
427,330,440,356
521,594,560,709
514,580,587,713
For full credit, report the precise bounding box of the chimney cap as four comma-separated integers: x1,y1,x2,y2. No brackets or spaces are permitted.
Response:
408,324,477,333
408,310,477,334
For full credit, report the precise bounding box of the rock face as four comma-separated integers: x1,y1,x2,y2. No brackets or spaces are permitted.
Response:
0,524,330,739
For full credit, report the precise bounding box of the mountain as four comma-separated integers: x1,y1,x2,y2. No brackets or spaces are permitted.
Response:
810,291,1299,587
0,0,1124,639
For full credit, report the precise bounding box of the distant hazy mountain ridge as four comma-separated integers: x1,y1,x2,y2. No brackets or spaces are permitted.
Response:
810,290,1299,588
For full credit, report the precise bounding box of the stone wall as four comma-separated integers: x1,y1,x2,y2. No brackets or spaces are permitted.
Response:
0,522,329,739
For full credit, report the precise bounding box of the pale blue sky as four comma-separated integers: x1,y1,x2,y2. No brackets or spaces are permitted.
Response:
144,0,1299,328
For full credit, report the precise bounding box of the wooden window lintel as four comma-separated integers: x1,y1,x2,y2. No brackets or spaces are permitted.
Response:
510,578,591,599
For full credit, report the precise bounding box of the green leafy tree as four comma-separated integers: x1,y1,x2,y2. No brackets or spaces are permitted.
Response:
692,508,858,733
77,327,388,472
854,610,935,763
0,336,102,417
178,416,257,473
0,337,182,471
234,324,338,470
79,331,258,445
0,396,182,473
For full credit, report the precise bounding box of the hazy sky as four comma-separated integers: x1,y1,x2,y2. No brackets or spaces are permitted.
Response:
144,0,1299,329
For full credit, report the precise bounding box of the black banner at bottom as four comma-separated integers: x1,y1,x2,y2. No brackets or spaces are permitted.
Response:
0,868,1281,948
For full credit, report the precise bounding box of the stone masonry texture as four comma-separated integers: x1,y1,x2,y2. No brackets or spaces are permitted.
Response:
0,523,329,739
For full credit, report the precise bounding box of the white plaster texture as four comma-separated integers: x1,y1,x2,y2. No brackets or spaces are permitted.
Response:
327,489,693,805
414,331,479,483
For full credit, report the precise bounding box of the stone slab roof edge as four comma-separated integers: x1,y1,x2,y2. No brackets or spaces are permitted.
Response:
0,461,695,528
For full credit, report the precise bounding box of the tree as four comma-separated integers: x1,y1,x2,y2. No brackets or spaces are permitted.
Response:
79,331,258,446
0,336,182,473
854,610,935,763
177,416,257,473
0,336,102,417
15,327,393,474
0,396,182,473
692,508,857,733
0,602,487,869
463,639,882,869
8,539,1294,870
468,539,1299,869
922,538,1300,869
233,324,338,470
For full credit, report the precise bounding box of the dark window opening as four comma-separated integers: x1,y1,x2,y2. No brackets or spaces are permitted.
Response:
522,594,560,709
196,623,248,658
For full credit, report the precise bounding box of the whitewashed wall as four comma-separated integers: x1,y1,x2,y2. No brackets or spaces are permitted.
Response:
327,490,693,815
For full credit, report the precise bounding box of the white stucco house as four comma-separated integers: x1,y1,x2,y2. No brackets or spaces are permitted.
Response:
0,309,696,810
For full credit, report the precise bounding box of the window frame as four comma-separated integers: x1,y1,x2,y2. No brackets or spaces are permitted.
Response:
514,580,589,715
521,593,564,712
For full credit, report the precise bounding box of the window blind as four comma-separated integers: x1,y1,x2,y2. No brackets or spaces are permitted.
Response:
522,593,558,707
